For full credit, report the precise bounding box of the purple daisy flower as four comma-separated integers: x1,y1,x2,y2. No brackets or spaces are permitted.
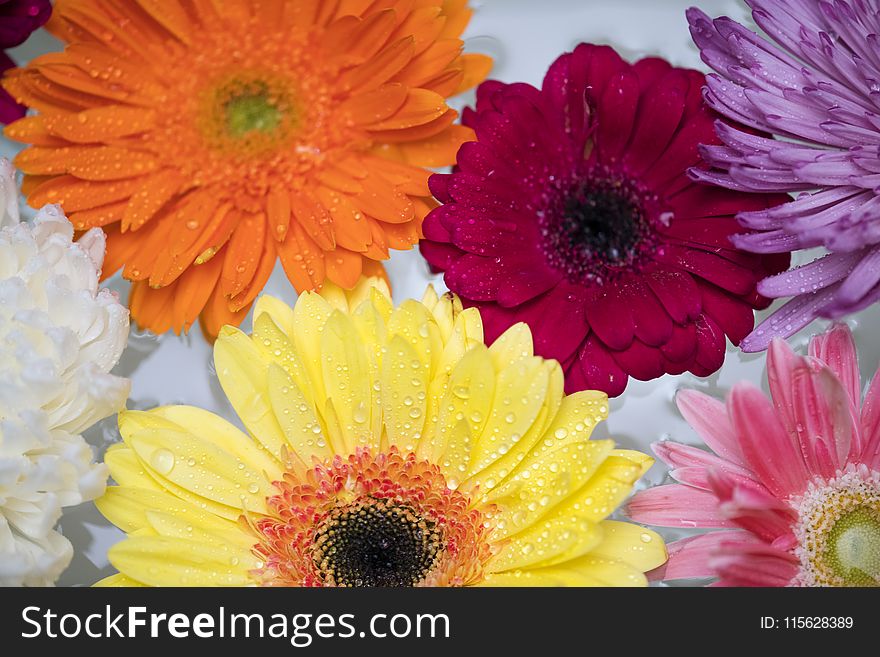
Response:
688,0,880,351
0,0,50,124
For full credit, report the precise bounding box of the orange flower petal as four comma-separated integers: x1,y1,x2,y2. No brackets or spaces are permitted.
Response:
361,155,430,196
68,199,128,230
325,247,364,289
122,169,185,232
134,0,193,44
129,279,176,335
361,257,391,288
339,83,409,126
421,68,464,98
290,188,335,250
277,222,326,292
355,173,414,224
340,36,415,92
172,251,224,333
29,175,144,212
315,186,371,252
221,212,266,298
395,123,475,167
101,222,145,279
455,53,494,94
366,88,447,131
266,186,291,241
4,116,70,147
394,38,462,87
390,6,445,56
198,272,251,342
327,9,397,62
368,106,456,142
36,61,150,105
43,106,156,143
439,0,472,39
15,145,158,181
380,218,421,250
229,237,276,312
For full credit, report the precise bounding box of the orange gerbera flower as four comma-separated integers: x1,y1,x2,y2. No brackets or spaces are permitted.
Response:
3,0,491,338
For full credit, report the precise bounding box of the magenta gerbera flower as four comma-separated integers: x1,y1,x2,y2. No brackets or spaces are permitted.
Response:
689,2,880,351
0,0,50,124
420,44,790,396
628,323,880,587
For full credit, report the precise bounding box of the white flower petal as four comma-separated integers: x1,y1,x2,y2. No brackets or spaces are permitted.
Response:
0,158,130,586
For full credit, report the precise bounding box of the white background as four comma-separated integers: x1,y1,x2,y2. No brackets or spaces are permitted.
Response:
6,0,878,586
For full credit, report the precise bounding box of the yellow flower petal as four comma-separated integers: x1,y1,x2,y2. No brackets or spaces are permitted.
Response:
381,335,428,452
109,536,257,587
93,573,145,587
490,515,603,572
479,567,604,587
144,509,254,550
104,445,164,491
488,322,534,370
613,448,655,477
388,299,443,377
214,326,288,461
547,455,645,524
266,363,334,466
253,294,296,338
555,554,649,587
290,290,335,391
483,440,615,540
467,356,549,475
592,520,667,572
462,360,564,492
149,405,281,479
321,310,373,452
125,423,271,514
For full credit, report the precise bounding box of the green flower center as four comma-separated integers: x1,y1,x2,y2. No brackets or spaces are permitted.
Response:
825,507,880,586
225,88,282,138
199,74,297,157
794,470,880,587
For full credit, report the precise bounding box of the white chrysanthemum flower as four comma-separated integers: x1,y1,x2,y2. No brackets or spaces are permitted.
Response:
0,159,130,586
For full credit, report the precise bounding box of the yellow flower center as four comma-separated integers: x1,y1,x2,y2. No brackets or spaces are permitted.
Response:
794,467,880,587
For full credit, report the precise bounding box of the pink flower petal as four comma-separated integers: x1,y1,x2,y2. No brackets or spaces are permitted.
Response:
657,531,759,581
808,323,861,408
728,382,810,497
626,484,734,529
860,365,880,467
675,389,746,466
709,541,800,587
709,470,796,543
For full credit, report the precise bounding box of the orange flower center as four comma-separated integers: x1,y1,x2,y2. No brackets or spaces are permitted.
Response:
250,448,496,587
152,27,359,203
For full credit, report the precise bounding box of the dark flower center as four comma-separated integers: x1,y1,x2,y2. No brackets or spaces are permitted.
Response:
541,165,664,286
312,498,443,587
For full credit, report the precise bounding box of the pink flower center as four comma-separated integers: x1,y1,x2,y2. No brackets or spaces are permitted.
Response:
539,163,668,286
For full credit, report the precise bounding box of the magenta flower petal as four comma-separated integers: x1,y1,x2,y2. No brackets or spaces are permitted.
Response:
689,1,880,344
421,43,790,395
633,323,880,586
0,0,50,124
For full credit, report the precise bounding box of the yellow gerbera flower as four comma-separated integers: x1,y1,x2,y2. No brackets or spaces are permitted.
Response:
96,279,665,586
4,0,491,338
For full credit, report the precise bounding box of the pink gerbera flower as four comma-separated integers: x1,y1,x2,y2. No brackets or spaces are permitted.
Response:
420,44,790,396
628,323,880,586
